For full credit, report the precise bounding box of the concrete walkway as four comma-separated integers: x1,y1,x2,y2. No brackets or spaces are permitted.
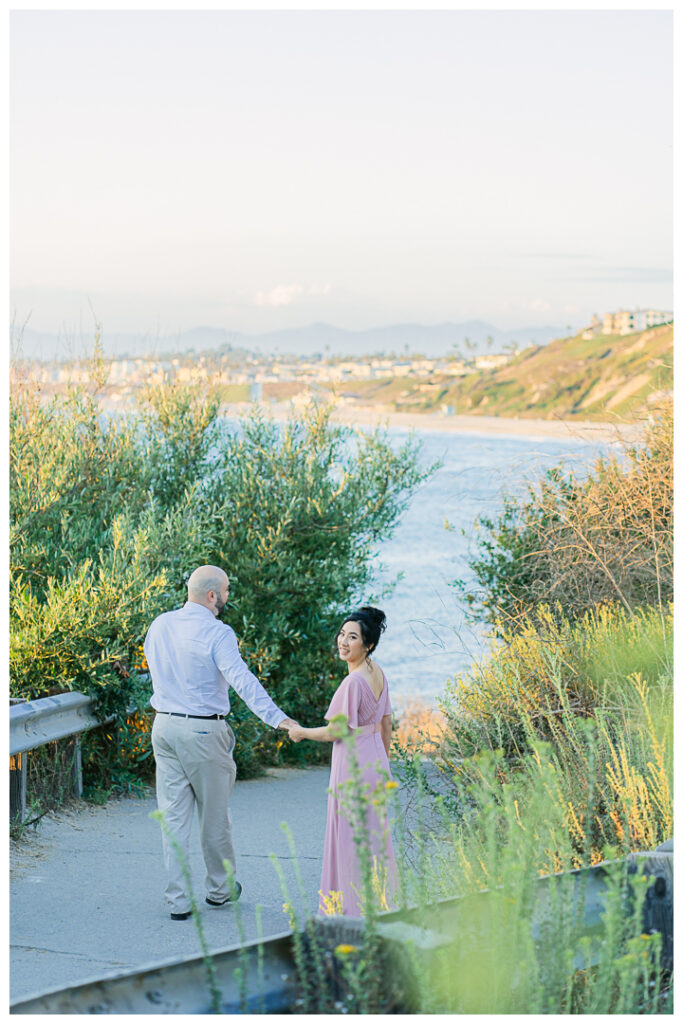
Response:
10,766,330,1004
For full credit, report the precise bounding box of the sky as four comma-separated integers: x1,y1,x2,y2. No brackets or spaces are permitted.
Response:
9,6,674,340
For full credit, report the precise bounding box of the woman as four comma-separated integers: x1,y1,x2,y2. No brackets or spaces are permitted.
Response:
288,606,397,916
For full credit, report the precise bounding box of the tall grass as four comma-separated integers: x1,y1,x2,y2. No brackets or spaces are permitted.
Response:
415,751,669,1013
267,725,672,1013
438,602,672,863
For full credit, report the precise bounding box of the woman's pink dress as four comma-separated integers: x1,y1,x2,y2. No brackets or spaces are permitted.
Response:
318,669,398,916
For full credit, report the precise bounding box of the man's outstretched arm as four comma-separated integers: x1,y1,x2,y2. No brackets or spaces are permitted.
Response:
214,628,297,728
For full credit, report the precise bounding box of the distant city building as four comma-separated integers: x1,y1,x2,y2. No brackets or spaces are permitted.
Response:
603,310,636,335
642,309,673,329
474,354,509,370
108,359,130,381
581,315,603,340
602,309,672,336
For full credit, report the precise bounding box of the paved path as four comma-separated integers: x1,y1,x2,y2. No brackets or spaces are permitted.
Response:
10,766,330,1004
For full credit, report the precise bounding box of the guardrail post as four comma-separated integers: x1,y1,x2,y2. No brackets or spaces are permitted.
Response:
71,736,83,799
10,698,28,823
10,752,27,823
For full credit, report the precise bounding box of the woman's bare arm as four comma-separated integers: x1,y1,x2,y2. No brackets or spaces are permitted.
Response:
380,714,392,756
288,723,335,743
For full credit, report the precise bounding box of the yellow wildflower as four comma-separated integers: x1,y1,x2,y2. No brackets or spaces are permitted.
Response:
318,889,344,916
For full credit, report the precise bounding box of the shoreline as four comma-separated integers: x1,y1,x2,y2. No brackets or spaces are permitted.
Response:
220,401,644,444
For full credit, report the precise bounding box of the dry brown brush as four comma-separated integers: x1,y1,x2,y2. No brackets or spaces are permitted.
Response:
463,397,672,631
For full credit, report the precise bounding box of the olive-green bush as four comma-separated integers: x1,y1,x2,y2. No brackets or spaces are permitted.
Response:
429,393,674,866
459,398,672,630
10,361,433,792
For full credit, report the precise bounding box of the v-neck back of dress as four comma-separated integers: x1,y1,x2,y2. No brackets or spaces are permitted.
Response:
352,668,385,700
347,669,387,723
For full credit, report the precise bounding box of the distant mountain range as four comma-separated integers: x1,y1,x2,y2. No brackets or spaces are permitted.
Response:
12,320,564,363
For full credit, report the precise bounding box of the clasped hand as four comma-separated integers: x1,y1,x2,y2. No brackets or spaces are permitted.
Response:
278,717,305,742
287,722,306,743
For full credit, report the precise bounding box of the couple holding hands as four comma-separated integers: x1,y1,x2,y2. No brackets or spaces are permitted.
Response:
144,565,397,921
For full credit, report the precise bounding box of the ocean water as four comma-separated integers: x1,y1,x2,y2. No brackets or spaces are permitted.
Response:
217,414,613,709
369,426,612,709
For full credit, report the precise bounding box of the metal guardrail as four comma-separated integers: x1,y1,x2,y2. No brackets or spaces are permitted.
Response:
10,692,106,756
10,841,673,1014
11,932,298,1015
9,692,116,818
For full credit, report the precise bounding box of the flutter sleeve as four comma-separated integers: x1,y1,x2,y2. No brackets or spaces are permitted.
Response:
324,674,361,730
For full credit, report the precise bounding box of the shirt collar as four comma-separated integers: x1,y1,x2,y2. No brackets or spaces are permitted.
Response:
183,601,217,620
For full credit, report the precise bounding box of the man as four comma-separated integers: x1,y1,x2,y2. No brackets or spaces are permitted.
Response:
144,564,297,920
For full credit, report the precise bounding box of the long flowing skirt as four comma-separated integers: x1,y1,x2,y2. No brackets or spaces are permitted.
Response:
318,732,398,917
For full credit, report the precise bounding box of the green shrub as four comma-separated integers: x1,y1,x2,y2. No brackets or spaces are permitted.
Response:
10,525,166,713
10,364,433,788
197,407,431,774
139,379,222,511
459,397,672,629
10,380,148,594
435,393,674,865
436,602,672,861
440,602,672,757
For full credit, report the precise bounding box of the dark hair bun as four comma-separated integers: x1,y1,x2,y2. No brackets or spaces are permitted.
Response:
357,606,387,633
341,605,387,653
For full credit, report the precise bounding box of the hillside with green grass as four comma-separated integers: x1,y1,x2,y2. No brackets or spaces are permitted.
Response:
350,322,672,420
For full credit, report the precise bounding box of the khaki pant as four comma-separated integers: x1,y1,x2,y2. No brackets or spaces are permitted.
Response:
151,713,237,914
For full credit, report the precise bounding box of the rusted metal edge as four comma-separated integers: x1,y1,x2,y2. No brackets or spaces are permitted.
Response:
10,930,297,1014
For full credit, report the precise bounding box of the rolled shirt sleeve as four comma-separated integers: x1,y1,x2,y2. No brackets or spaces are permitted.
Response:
213,627,287,729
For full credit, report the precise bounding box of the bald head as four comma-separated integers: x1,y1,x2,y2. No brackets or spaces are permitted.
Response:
187,565,230,616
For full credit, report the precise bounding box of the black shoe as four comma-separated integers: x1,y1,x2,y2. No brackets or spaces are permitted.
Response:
206,882,242,906
170,910,192,920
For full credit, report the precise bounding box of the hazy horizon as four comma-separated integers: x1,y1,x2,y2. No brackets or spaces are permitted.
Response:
13,315,569,364
10,9,673,340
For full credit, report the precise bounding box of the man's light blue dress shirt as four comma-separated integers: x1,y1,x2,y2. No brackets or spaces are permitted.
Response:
144,602,286,728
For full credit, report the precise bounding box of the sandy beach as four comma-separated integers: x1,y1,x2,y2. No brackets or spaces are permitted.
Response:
221,401,644,445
